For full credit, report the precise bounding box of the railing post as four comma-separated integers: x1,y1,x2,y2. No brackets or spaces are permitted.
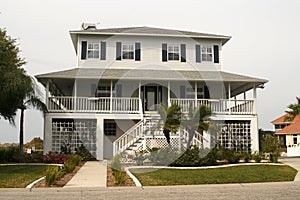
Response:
74,79,77,112
46,81,49,110
168,81,171,106
195,81,197,108
110,80,113,113
228,83,231,114
253,85,257,115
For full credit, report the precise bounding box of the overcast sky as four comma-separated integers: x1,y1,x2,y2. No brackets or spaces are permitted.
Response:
1,0,300,143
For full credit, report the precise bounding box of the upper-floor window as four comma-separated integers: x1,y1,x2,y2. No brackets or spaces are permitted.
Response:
168,45,180,61
87,43,100,59
195,44,219,64
293,134,298,145
116,42,141,61
201,46,213,62
122,44,134,60
81,41,106,60
162,43,186,62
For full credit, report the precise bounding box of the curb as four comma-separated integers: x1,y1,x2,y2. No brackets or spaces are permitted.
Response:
26,177,45,189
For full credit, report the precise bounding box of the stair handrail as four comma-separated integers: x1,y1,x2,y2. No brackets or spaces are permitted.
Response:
113,119,145,156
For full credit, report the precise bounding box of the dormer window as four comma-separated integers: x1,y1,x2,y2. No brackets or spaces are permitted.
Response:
122,44,134,59
201,46,213,62
87,43,100,59
168,45,180,61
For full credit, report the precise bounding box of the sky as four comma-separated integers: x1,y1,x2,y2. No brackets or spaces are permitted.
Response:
0,0,300,143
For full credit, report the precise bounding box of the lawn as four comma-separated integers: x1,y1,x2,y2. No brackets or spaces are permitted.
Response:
0,165,56,188
130,165,298,186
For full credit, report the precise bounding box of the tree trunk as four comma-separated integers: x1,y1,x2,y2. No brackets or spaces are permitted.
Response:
163,129,170,145
19,108,24,159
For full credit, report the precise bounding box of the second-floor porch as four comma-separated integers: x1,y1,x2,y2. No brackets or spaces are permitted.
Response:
36,68,267,116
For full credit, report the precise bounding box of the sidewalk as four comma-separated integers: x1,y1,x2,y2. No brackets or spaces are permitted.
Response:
64,161,107,188
279,157,300,181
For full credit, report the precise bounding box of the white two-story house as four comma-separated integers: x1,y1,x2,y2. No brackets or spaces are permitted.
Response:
36,25,267,160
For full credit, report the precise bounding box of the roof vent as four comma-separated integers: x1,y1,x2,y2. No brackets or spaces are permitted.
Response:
81,23,97,30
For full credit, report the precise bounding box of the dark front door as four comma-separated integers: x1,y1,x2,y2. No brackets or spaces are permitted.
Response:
145,86,157,111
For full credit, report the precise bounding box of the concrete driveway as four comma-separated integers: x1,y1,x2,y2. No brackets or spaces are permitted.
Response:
279,157,300,181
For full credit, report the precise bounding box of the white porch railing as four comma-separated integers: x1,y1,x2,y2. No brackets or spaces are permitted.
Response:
170,98,254,115
113,119,144,156
48,96,140,113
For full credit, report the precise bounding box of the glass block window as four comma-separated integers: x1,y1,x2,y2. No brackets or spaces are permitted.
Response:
216,121,251,153
104,120,117,136
52,119,97,157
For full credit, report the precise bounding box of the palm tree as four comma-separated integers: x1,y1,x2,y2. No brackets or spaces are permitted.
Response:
158,104,182,145
284,97,300,122
183,104,212,147
18,78,47,157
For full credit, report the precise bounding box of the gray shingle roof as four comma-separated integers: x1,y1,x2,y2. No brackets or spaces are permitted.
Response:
70,26,231,44
36,68,267,83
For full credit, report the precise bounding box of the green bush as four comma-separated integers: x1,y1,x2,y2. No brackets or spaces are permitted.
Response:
270,153,279,163
171,146,201,167
133,150,147,166
75,145,96,161
63,154,82,173
147,147,179,166
200,148,218,166
242,152,251,163
45,166,59,186
252,152,262,163
223,149,240,164
0,146,20,163
111,155,126,184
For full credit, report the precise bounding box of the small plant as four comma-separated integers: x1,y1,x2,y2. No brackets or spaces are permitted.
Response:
171,146,201,167
147,147,179,166
252,152,262,163
45,166,59,186
75,144,96,161
63,154,82,173
111,155,126,184
133,150,147,166
223,149,240,164
261,135,279,163
42,151,69,164
242,152,252,163
200,148,218,166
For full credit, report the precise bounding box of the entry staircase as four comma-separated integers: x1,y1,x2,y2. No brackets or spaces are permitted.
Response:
113,114,209,162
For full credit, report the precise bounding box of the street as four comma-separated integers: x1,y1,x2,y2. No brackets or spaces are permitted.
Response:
0,181,299,200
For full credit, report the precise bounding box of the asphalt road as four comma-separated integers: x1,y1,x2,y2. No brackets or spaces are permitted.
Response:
1,181,299,200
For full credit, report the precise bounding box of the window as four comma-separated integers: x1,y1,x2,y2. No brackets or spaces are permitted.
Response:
122,44,134,59
168,45,180,61
104,120,116,136
87,42,100,59
293,134,298,145
201,46,213,62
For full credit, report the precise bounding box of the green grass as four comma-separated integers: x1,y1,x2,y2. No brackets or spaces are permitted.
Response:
0,165,56,188
131,165,298,186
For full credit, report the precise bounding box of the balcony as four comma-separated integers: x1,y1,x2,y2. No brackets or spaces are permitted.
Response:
48,96,255,115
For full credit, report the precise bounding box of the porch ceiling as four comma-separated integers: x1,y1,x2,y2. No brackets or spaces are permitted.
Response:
36,68,268,96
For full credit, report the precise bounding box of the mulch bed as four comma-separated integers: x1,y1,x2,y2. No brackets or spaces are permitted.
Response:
34,162,85,188
106,166,136,187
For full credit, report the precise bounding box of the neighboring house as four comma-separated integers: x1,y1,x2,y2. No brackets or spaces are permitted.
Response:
36,25,267,161
272,114,300,157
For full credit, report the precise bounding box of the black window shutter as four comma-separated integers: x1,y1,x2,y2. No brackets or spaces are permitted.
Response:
116,42,122,60
81,41,87,60
162,43,167,62
204,86,210,99
100,41,106,60
213,45,219,63
180,44,186,62
180,85,186,98
195,44,201,63
116,84,122,97
91,84,97,96
135,42,141,61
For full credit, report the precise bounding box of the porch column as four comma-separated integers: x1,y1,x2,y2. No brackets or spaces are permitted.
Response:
244,91,247,104
138,80,143,114
46,80,49,110
228,83,231,114
167,81,171,106
195,81,197,107
253,85,257,114
74,79,77,111
110,80,113,113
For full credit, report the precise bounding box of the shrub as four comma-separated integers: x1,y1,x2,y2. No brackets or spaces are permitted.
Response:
223,149,240,164
252,152,262,163
171,146,201,167
242,152,251,163
75,145,96,161
63,154,82,173
0,146,20,163
111,155,126,184
147,147,179,166
45,166,59,186
133,150,147,166
200,148,218,166
42,151,69,164
270,153,279,163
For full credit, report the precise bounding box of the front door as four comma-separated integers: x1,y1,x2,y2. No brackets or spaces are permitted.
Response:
144,86,162,112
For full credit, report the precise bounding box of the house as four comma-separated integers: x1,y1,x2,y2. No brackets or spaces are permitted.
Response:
272,114,300,156
36,25,268,161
